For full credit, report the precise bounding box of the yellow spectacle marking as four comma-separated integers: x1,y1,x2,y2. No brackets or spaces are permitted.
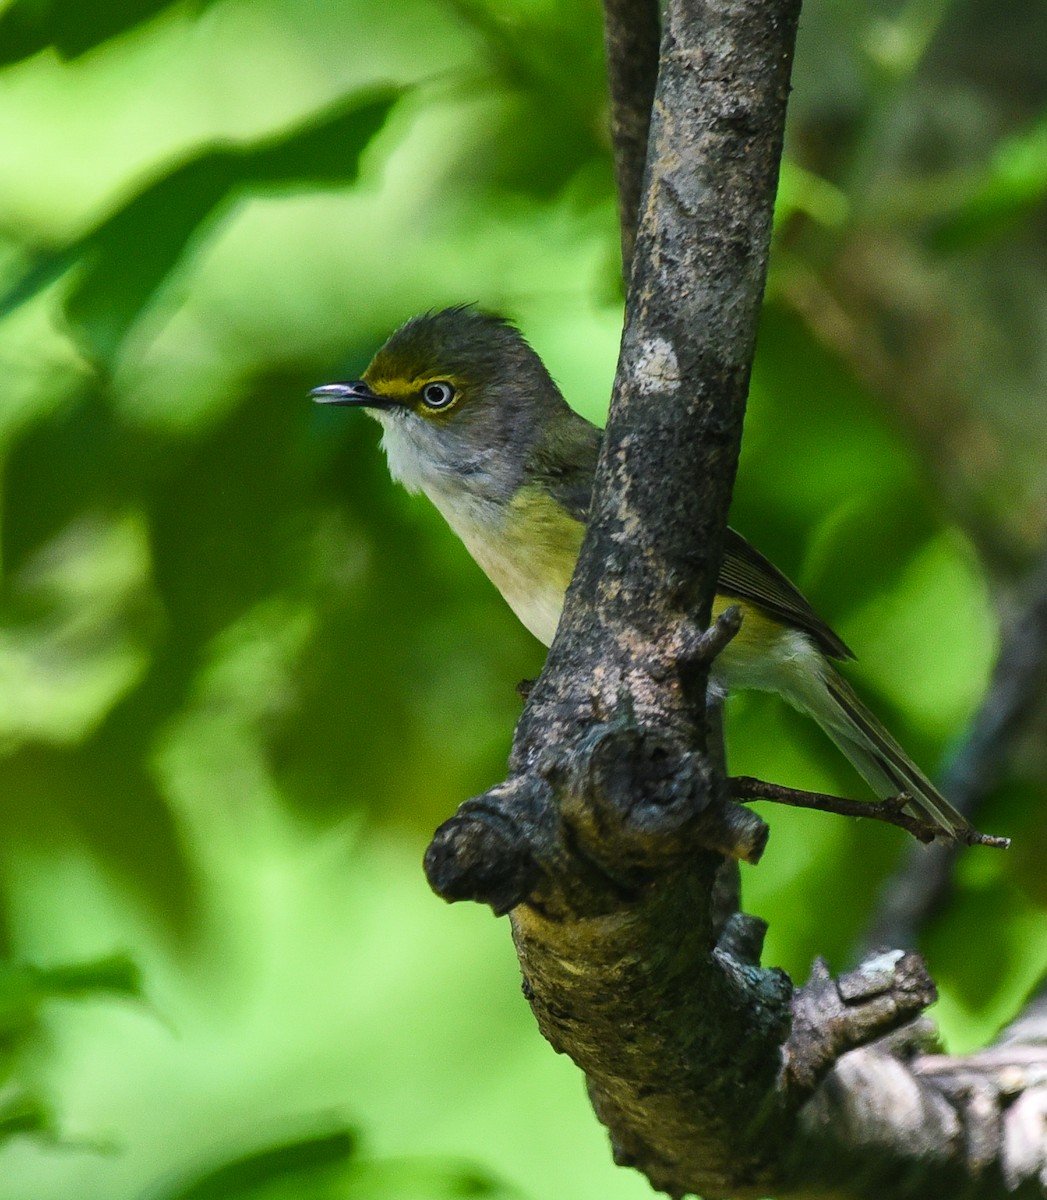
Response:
361,376,414,401
362,373,465,416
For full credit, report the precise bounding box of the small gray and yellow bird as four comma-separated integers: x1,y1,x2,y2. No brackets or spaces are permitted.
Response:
313,306,971,842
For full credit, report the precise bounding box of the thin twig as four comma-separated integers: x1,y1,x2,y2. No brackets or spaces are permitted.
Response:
731,776,1011,849
601,0,661,278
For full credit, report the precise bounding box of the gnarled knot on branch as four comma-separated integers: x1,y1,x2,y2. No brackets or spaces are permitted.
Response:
784,951,939,1097
424,606,764,917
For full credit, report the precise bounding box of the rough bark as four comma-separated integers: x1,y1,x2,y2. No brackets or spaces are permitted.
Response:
429,0,801,1193
424,0,1047,1197
602,0,661,277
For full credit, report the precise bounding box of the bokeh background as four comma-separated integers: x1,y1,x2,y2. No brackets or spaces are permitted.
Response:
0,0,1046,1197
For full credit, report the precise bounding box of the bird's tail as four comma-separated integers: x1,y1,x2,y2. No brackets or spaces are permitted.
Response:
798,664,971,841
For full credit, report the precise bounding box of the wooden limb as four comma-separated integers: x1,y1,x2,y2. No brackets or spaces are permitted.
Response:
429,0,804,1193
730,775,1011,849
601,0,661,278
791,980,1047,1197
784,951,938,1096
705,691,743,938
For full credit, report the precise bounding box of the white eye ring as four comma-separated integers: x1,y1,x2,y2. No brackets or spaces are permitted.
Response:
421,381,456,409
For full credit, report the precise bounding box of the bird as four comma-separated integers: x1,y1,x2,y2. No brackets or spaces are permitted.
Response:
312,305,972,842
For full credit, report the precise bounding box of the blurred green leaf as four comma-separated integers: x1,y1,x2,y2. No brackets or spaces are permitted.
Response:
144,1124,357,1200
0,949,142,1150
774,159,850,231
0,89,402,361
431,0,608,198
0,0,199,65
0,2,1042,1200
930,114,1047,248
30,953,142,1001
147,1140,521,1200
0,953,142,1040
0,511,157,748
0,251,79,326
72,87,400,361
802,487,937,617
0,1091,52,1144
342,1157,521,1199
0,965,38,1043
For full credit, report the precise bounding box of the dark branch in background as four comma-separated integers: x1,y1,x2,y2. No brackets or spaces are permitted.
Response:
861,546,1047,952
601,0,661,276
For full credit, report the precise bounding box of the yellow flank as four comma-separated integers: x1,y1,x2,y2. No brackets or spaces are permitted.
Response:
712,593,779,653
711,591,827,699
490,493,789,666
459,485,583,645
476,489,791,657
505,486,586,590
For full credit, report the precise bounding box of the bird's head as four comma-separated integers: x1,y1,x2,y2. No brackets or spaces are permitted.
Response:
311,306,572,501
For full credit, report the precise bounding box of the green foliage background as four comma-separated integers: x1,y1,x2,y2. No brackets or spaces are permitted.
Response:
0,0,1045,1196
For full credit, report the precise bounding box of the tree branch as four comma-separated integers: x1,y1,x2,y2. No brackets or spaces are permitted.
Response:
428,0,802,1194
793,981,1047,1198
602,0,661,277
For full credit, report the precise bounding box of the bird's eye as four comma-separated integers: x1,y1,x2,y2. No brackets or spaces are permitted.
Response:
420,381,456,410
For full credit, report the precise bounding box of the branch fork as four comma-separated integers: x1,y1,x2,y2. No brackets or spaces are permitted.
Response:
784,952,938,1097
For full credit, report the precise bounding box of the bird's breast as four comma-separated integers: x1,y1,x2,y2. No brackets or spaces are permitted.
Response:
429,482,585,647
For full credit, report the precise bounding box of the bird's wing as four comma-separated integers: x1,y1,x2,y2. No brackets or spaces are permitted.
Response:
718,527,855,661
539,418,601,523
540,421,852,661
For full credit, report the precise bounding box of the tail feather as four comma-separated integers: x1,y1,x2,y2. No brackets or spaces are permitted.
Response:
812,668,971,840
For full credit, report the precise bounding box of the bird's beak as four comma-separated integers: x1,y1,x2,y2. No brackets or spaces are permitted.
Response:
310,380,394,409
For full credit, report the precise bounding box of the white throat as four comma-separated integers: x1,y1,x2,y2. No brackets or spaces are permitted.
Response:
373,410,565,645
